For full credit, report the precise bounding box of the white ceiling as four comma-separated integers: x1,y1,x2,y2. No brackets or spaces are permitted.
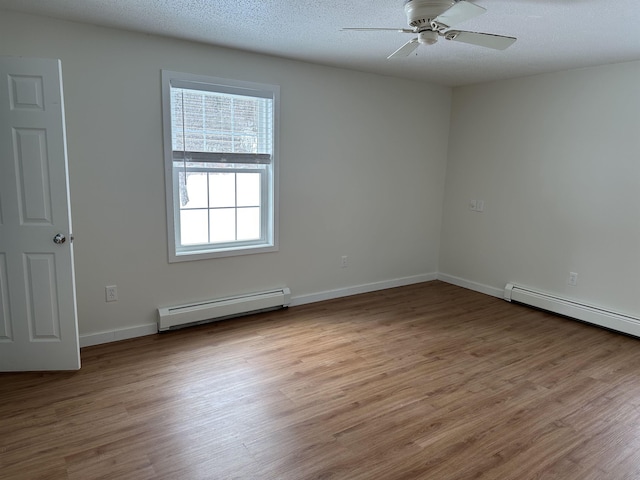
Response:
2,0,640,86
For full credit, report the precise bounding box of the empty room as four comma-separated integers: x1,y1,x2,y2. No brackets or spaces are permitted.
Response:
1,0,639,478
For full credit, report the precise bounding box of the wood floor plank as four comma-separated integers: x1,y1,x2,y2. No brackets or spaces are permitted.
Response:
2,280,640,479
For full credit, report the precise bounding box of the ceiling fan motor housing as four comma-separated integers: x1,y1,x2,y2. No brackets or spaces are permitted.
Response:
403,0,456,28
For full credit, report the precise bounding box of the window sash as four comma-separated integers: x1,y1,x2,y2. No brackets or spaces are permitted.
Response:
172,165,269,252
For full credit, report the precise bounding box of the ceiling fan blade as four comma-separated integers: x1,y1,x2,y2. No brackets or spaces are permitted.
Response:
387,38,420,59
445,31,516,50
434,1,486,28
342,28,414,33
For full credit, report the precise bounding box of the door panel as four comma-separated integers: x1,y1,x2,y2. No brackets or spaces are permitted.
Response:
14,128,53,223
0,57,80,371
25,253,60,340
9,74,45,111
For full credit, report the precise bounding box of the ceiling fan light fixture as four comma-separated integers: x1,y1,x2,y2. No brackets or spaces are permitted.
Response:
418,30,439,45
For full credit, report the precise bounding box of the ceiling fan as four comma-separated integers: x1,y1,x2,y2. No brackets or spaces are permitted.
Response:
343,0,516,59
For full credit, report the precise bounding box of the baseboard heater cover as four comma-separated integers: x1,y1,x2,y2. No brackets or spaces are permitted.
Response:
504,283,640,337
158,288,291,332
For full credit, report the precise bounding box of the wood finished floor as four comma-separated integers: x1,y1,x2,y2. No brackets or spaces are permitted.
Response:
3,281,640,479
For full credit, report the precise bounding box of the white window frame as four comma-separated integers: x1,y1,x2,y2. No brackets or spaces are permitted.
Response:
161,70,279,262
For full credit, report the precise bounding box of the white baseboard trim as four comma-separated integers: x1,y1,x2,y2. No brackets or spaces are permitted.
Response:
80,323,157,348
80,272,438,347
79,273,634,348
437,273,503,298
290,273,438,307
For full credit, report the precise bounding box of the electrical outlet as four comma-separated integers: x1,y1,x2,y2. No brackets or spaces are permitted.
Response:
341,255,348,268
568,272,578,286
469,199,484,212
105,285,118,302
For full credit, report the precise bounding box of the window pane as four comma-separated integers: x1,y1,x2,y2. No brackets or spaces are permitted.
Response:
171,90,185,151
184,133,205,152
205,134,232,153
233,98,258,133
181,172,208,209
237,173,260,207
209,172,235,208
180,209,208,245
204,95,232,135
183,91,206,151
237,207,260,241
234,135,258,153
210,208,236,243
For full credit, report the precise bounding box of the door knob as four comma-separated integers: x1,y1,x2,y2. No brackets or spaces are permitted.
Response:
53,233,66,245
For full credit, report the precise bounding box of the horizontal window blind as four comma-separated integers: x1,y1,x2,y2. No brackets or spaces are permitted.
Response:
171,87,273,165
171,151,271,164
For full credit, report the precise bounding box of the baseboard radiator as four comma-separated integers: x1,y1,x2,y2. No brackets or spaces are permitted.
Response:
504,283,640,337
158,288,291,332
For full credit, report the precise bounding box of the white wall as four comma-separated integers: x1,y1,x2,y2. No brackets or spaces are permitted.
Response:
0,12,451,338
441,62,640,317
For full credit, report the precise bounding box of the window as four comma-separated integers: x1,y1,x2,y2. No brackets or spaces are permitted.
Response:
162,71,279,261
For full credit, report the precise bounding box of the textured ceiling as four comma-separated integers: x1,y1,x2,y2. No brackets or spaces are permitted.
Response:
1,0,640,86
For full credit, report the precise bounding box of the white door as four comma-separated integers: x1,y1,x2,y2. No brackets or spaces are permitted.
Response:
0,57,80,371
